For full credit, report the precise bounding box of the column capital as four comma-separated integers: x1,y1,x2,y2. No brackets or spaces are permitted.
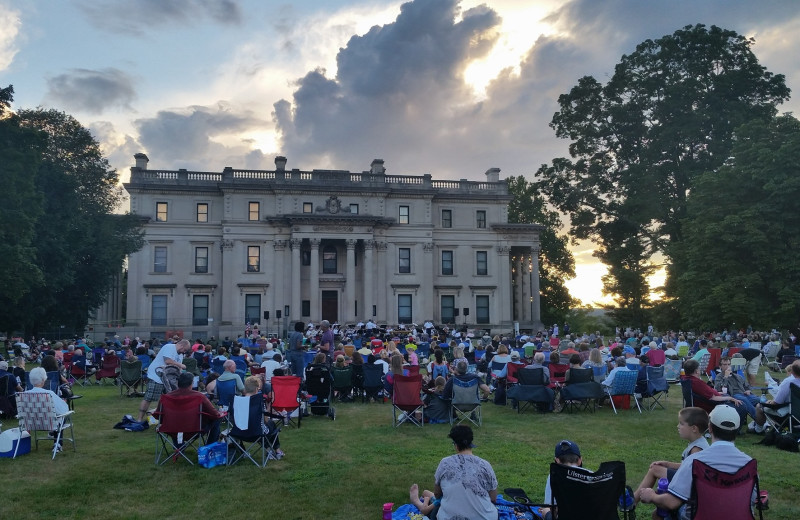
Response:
375,241,388,251
364,239,375,250
346,239,357,249
310,238,321,249
496,245,511,256
273,239,287,251
289,238,302,249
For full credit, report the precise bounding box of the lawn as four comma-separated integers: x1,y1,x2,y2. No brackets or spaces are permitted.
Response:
1,374,797,520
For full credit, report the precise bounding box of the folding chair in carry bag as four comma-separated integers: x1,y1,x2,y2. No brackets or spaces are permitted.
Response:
15,391,76,459
225,394,280,468
450,376,481,426
690,458,763,520
153,393,208,465
392,373,424,427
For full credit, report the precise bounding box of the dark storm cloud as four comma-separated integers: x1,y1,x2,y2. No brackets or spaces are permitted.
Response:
45,68,136,114
77,0,241,33
134,103,265,170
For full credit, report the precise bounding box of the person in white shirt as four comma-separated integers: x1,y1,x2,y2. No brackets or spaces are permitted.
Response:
28,367,70,451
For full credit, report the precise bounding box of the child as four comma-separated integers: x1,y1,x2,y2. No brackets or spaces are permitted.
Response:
541,440,584,520
409,483,437,517
633,407,709,504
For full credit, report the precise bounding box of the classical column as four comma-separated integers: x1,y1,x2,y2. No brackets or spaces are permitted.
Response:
273,239,287,332
310,238,320,320
219,239,235,330
290,238,302,322
376,241,388,322
496,245,512,328
530,246,542,329
363,239,374,321
515,254,524,323
345,239,356,322
421,242,434,324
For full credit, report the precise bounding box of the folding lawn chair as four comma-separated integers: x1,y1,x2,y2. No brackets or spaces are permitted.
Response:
690,458,763,520
560,368,603,413
270,375,302,428
119,359,143,397
225,394,281,468
392,373,424,427
451,376,481,426
16,391,76,459
69,355,92,386
153,392,209,465
605,369,642,414
331,365,353,402
548,363,569,387
641,365,669,411
95,354,120,385
508,368,554,414
0,375,17,418
663,358,682,383
362,363,384,403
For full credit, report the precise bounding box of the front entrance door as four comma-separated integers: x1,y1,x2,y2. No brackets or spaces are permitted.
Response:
321,291,338,323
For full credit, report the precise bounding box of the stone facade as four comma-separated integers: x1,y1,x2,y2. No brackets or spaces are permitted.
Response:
119,154,542,340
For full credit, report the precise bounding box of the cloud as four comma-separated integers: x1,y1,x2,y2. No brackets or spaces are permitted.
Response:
133,102,271,171
45,68,136,114
76,0,241,34
0,3,21,71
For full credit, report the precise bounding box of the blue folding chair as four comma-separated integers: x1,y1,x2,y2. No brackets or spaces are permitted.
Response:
605,369,641,414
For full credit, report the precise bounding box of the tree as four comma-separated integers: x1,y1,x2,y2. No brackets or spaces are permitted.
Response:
535,24,790,326
671,114,800,329
506,175,577,325
0,86,45,303
0,105,144,336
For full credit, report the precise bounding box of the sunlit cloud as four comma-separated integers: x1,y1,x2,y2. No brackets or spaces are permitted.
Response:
0,3,21,71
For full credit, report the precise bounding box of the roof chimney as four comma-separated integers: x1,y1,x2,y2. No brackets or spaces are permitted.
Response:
370,159,385,175
485,167,500,183
134,153,149,170
274,156,287,171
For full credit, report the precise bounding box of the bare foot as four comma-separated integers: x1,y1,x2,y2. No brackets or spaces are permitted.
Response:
409,483,420,504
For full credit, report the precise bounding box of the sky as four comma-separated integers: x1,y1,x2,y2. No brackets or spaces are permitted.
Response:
2,0,799,306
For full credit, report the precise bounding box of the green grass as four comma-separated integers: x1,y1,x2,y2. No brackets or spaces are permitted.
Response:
2,374,797,520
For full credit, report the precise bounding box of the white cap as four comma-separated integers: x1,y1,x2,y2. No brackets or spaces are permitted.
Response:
710,405,740,431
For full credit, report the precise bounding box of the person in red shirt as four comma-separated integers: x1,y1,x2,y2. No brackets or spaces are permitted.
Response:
169,372,225,441
682,359,745,417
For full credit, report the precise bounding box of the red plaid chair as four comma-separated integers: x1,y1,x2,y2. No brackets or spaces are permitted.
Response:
16,391,76,459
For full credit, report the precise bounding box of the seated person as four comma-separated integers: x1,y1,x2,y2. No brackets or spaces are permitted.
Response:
231,376,283,459
27,367,70,451
525,352,550,385
423,376,451,424
634,407,709,503
169,372,224,442
682,359,744,417
218,359,245,394
562,354,583,383
601,357,629,387
444,360,491,400
753,359,800,431
715,356,759,426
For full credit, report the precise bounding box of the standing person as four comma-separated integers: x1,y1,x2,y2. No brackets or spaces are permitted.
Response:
639,406,754,519
286,321,305,377
137,338,189,422
319,320,334,365
433,425,498,520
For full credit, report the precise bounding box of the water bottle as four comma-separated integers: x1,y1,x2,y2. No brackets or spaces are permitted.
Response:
619,488,634,511
760,394,767,404
382,502,393,520
655,478,670,518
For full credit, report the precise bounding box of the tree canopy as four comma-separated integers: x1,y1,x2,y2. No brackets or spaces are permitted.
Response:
670,114,800,330
535,24,790,325
0,87,144,336
506,175,577,325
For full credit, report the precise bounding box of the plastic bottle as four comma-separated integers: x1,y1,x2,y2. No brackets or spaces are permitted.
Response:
655,478,670,518
619,488,634,511
760,394,767,404
382,502,393,520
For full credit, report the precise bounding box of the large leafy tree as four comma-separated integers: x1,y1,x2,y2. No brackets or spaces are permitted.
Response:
535,24,790,325
0,86,45,302
506,175,576,325
671,114,800,330
0,100,144,336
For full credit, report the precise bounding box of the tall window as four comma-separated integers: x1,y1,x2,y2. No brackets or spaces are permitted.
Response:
476,251,488,276
156,202,168,222
151,295,167,326
196,203,208,222
245,294,261,324
302,250,311,266
476,210,486,228
303,202,313,213
476,295,490,324
302,300,310,317
441,250,453,275
399,205,409,224
442,209,452,228
154,246,167,273
323,245,337,274
248,201,259,221
398,294,412,324
399,247,411,273
192,295,209,326
441,295,455,323
194,247,208,273
247,246,260,272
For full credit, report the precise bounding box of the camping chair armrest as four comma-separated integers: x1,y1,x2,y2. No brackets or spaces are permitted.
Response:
55,410,75,420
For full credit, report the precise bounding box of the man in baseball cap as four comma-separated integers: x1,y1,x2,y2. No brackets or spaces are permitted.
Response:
541,440,584,519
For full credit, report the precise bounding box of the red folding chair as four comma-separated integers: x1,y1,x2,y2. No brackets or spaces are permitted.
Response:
392,373,424,427
270,376,302,428
690,458,763,520
95,354,120,385
548,363,569,388
153,393,208,465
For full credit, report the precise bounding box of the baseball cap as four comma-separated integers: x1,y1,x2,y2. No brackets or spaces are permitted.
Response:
709,405,740,431
0,361,8,370
554,439,581,458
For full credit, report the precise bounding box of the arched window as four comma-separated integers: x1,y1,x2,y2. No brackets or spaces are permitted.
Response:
323,245,337,274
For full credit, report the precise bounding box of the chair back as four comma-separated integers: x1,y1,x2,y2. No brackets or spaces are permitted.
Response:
92,348,105,365
392,373,423,410
548,363,569,385
609,369,637,396
183,357,200,376
230,394,264,438
216,379,236,410
663,358,682,381
697,353,711,375
707,349,721,375
431,363,449,380
591,365,608,380
677,345,690,358
490,360,507,378
451,377,480,406
791,384,800,433
517,367,546,386
680,378,694,407
211,358,225,374
16,391,62,431
646,349,666,366
331,366,353,389
45,371,61,393
506,362,524,383
566,367,593,384
156,393,204,435
780,355,796,370
270,376,302,411
120,360,143,383
690,458,759,520
549,460,626,520
645,365,668,393
249,366,266,378
362,363,384,388
474,348,486,361
97,355,120,378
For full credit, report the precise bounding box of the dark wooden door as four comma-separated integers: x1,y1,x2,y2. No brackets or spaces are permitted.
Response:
321,291,338,323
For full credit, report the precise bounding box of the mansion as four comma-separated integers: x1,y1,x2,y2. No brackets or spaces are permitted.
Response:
118,154,543,340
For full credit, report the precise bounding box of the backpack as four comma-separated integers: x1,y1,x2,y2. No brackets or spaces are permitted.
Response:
159,365,181,393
